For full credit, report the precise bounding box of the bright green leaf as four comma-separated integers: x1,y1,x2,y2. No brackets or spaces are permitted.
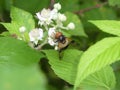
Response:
0,31,10,36
75,37,120,89
81,66,116,90
64,12,87,37
89,20,120,36
43,49,83,85
0,37,44,66
10,6,35,31
1,22,20,36
1,6,35,41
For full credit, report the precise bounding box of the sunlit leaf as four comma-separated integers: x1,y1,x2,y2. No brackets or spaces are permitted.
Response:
75,37,120,89
89,20,120,37
43,49,83,85
81,66,116,90
1,6,35,41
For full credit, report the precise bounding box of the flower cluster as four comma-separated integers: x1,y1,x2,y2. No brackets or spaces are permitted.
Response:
19,3,75,50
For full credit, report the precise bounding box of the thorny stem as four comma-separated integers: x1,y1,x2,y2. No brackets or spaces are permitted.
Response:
75,2,108,15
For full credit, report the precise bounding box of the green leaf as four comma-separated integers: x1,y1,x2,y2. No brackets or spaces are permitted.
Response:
0,37,44,66
10,6,35,31
64,12,87,37
0,37,47,90
89,20,120,36
1,6,35,41
43,49,83,85
81,66,116,90
108,0,120,6
75,37,120,89
0,31,10,36
0,65,47,90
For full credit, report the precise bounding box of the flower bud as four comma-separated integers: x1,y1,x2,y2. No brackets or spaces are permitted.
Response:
19,26,26,33
54,3,61,10
58,13,67,22
67,22,75,30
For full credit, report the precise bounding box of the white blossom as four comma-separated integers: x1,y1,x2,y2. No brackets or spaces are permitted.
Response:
19,26,26,33
48,37,56,46
36,8,52,25
58,13,66,22
33,3,76,49
51,9,58,20
29,28,43,44
67,22,75,30
54,3,61,10
48,28,56,37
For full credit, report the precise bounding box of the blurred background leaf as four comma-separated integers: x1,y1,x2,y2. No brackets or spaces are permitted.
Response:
0,66,47,90
0,37,47,90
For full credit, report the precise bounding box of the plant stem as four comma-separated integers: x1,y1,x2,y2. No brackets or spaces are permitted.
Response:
49,0,55,9
75,2,108,15
35,38,48,50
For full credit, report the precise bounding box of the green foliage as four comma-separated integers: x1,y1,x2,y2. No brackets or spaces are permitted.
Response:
13,0,49,14
1,6,35,41
108,0,120,6
75,37,120,89
44,49,116,90
0,66,47,90
81,66,116,90
1,0,120,90
0,31,10,36
43,49,83,85
0,37,47,90
0,37,44,66
89,20,120,36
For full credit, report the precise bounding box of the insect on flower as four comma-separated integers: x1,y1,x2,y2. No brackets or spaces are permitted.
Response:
55,32,72,51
